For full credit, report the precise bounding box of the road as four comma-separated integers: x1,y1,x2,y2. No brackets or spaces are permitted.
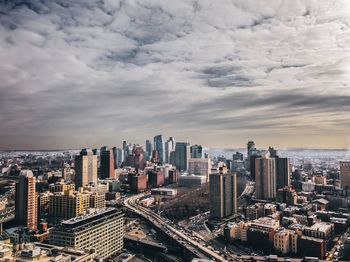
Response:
123,194,230,261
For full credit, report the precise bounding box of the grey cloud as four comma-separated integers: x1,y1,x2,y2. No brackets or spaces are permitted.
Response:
0,0,350,149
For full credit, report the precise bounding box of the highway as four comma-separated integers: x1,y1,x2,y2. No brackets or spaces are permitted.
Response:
123,194,230,262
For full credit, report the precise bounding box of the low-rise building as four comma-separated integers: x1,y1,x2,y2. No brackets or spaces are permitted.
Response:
178,175,206,187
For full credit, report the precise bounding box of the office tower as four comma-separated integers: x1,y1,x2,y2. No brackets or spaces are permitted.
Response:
92,148,98,155
124,146,146,170
100,148,115,179
232,152,244,161
15,170,37,230
190,144,203,158
145,140,153,161
75,149,98,189
255,152,277,200
340,161,350,191
154,134,164,162
174,142,190,171
276,157,291,189
188,158,212,180
165,137,176,163
112,147,122,169
50,208,124,259
247,140,255,158
209,169,237,219
249,149,263,178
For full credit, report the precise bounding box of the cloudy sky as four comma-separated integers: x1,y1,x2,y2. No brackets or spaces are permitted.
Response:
1,0,350,150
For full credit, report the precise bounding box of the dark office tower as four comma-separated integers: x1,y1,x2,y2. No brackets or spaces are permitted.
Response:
15,170,37,230
255,152,277,200
190,144,203,158
276,157,290,189
92,148,98,155
145,140,153,161
210,169,237,219
122,140,127,159
268,146,278,157
232,152,244,161
112,147,123,169
247,141,255,158
151,150,158,163
75,149,98,188
249,149,263,179
165,137,176,163
174,142,190,171
100,148,115,179
154,135,164,162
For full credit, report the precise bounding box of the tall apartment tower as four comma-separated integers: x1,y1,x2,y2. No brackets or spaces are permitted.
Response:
276,157,291,189
100,148,115,179
15,170,37,230
340,161,350,191
190,144,203,158
255,152,277,200
247,141,255,158
165,137,176,163
209,169,237,219
174,142,190,171
75,149,98,189
154,135,164,162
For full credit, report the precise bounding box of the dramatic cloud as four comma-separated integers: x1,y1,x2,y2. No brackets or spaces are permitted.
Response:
0,0,350,149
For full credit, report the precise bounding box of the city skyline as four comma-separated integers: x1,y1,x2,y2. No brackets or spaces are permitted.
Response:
1,1,350,149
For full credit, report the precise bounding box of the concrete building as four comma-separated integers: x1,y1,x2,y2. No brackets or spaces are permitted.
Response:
255,152,277,200
190,144,203,158
50,208,124,259
274,229,299,255
15,170,38,230
340,161,350,191
245,203,264,220
49,180,75,193
303,222,333,240
276,157,290,190
188,158,211,181
38,192,51,219
75,149,98,189
178,175,206,187
100,148,114,179
209,170,237,219
174,142,190,171
151,188,177,199
276,186,298,206
89,193,105,209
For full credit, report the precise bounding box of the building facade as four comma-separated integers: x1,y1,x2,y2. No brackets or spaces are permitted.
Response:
75,149,98,189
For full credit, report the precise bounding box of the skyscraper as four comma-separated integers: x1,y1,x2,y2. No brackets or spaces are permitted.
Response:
100,147,115,179
75,149,98,189
247,140,256,158
209,168,237,219
145,140,153,161
15,170,37,230
112,147,123,169
340,161,350,191
165,137,176,163
276,157,291,189
154,135,164,162
190,144,203,158
174,142,190,171
255,152,277,200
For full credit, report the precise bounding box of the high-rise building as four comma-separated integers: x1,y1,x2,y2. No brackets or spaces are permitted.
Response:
210,169,237,219
340,161,350,191
247,141,255,158
123,146,146,170
276,157,291,189
165,137,176,163
249,149,263,178
255,152,277,200
112,147,123,169
50,208,124,259
268,146,278,157
232,152,244,161
154,135,164,162
100,148,115,179
174,142,190,171
15,170,37,230
145,140,153,161
75,149,98,189
190,144,203,158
